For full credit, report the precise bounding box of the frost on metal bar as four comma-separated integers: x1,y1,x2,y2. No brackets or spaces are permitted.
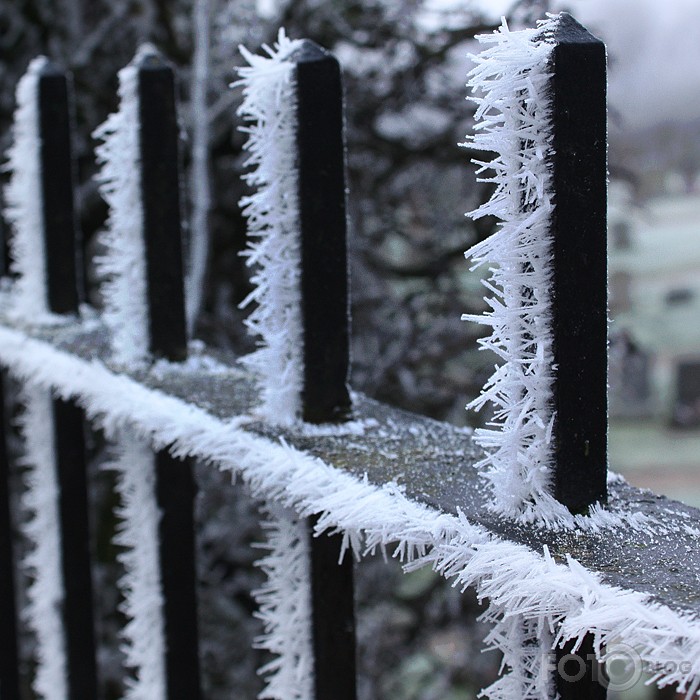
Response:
235,30,304,425
93,46,153,366
463,17,557,523
18,384,68,700
253,504,313,700
4,57,49,317
235,33,351,426
106,434,167,700
97,46,200,700
463,13,607,524
235,32,356,699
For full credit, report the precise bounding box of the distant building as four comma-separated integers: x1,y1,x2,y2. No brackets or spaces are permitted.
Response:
608,183,700,425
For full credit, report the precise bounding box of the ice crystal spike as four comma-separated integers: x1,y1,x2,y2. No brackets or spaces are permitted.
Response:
463,17,559,522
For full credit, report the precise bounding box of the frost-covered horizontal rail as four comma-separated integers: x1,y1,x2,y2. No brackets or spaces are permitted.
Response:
4,315,700,634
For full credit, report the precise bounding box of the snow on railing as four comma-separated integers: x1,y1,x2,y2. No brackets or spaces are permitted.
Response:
2,14,700,700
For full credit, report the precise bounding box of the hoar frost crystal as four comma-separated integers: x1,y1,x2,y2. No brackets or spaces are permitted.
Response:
4,57,50,318
235,30,305,426
463,16,563,524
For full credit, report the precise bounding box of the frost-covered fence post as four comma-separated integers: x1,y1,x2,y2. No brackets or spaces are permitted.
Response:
465,13,607,522
292,41,357,700
137,52,201,700
39,63,99,700
237,33,356,699
546,13,607,513
52,398,98,697
94,46,200,698
4,58,98,698
466,13,609,699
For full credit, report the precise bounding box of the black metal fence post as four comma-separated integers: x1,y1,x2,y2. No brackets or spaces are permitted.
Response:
294,41,352,426
0,373,20,700
136,51,201,700
548,14,608,514
556,635,608,700
38,62,83,314
547,14,609,700
291,41,357,700
38,62,99,698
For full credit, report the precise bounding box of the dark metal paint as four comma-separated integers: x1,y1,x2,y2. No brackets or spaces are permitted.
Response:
293,41,351,424
548,14,608,513
308,516,357,700
137,55,188,363
38,63,83,313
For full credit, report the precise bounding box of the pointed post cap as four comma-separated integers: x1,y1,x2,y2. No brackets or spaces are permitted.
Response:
544,12,604,45
288,39,336,64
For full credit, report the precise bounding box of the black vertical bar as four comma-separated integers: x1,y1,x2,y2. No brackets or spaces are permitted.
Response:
293,41,351,425
308,518,356,700
291,41,357,700
154,451,200,700
556,635,608,699
137,53,188,363
38,62,83,312
136,51,201,700
0,214,9,278
548,14,608,513
53,400,98,698
38,62,99,698
0,373,20,700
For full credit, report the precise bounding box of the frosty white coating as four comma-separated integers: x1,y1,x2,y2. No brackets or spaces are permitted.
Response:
93,46,155,366
254,504,313,699
4,57,50,318
462,17,560,523
19,384,68,700
0,326,699,698
106,433,166,700
235,29,305,425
